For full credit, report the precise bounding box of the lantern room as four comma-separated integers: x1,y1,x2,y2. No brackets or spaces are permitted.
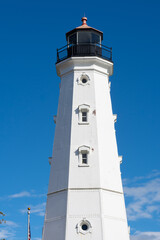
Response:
66,17,103,45
57,17,112,63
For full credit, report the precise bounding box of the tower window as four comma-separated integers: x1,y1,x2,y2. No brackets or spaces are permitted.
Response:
82,153,88,164
77,73,90,86
76,219,92,234
78,146,90,167
82,111,87,122
78,104,90,125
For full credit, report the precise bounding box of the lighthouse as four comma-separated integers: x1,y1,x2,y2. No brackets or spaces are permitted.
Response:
42,17,130,240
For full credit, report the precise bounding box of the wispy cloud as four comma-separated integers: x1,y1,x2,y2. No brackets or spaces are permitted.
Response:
123,170,160,185
5,220,19,227
131,231,160,240
0,220,19,228
9,191,31,198
0,228,15,239
0,217,19,240
124,171,160,221
8,191,46,199
21,202,46,216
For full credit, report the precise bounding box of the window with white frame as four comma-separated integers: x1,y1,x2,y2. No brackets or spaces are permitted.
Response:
78,146,90,166
78,104,90,125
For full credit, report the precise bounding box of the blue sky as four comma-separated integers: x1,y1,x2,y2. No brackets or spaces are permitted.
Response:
0,0,160,239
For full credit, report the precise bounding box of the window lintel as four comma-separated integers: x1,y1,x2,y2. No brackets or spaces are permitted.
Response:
79,104,90,112
78,145,90,154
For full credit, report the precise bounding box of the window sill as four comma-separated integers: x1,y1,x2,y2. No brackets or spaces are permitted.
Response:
78,122,89,125
78,164,90,167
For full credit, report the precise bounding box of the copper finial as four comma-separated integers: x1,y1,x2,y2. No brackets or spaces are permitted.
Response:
81,17,87,25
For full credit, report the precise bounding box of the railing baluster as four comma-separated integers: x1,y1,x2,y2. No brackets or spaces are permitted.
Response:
111,47,112,60
57,49,59,62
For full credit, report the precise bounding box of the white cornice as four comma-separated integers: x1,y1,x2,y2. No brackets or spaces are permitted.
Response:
56,56,113,77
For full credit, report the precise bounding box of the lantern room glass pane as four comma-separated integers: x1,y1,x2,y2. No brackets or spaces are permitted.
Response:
78,31,91,43
92,33,100,43
78,31,100,44
68,33,77,44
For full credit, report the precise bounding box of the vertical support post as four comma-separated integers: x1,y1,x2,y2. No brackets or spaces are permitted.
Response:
27,208,31,240
57,49,59,62
111,47,112,61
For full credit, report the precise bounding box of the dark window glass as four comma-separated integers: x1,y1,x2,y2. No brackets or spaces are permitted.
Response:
82,78,87,84
82,153,87,164
91,33,100,43
69,33,76,44
78,32,91,43
78,31,100,44
82,111,87,122
82,224,88,231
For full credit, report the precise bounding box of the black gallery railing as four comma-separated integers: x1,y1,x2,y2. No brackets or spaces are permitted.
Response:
57,43,112,63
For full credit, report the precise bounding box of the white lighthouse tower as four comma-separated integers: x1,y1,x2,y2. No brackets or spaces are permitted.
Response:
42,17,130,240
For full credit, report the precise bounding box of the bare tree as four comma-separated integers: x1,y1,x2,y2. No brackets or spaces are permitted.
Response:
0,212,6,240
0,211,6,224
